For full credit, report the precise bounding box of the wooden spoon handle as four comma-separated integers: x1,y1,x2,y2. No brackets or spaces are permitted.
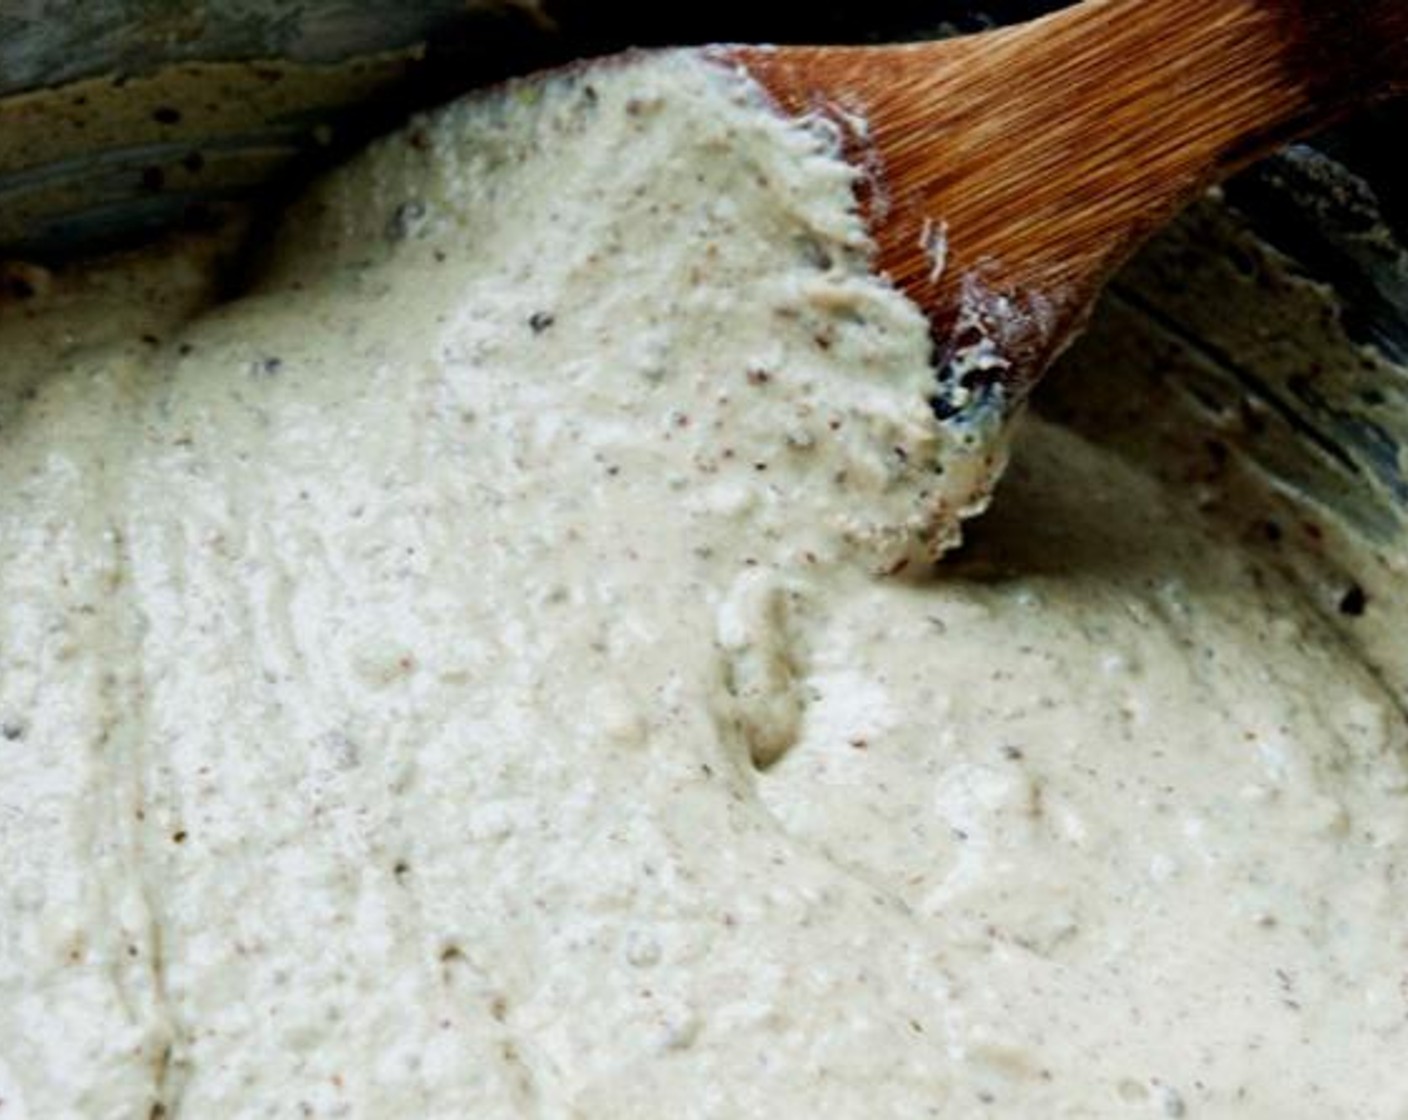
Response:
943,0,1403,274
850,0,1405,384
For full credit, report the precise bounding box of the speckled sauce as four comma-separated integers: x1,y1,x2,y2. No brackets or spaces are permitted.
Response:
0,50,1406,1120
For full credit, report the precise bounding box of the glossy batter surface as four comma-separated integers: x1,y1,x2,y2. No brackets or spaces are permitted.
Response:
1,51,1405,1119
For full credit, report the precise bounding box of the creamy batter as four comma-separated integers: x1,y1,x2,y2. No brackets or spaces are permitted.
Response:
1,51,1405,1119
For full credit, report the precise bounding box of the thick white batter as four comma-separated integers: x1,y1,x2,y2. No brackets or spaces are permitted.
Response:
1,52,1405,1119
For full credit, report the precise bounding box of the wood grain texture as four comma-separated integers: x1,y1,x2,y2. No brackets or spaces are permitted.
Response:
726,0,1408,416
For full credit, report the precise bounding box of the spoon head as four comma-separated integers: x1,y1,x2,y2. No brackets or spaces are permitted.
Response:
720,0,1362,436
718,39,1094,446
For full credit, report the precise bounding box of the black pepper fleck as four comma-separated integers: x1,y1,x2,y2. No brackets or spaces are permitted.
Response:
529,311,555,333
1338,583,1367,617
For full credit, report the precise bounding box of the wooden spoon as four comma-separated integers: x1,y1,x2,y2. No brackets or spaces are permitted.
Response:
720,0,1408,433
